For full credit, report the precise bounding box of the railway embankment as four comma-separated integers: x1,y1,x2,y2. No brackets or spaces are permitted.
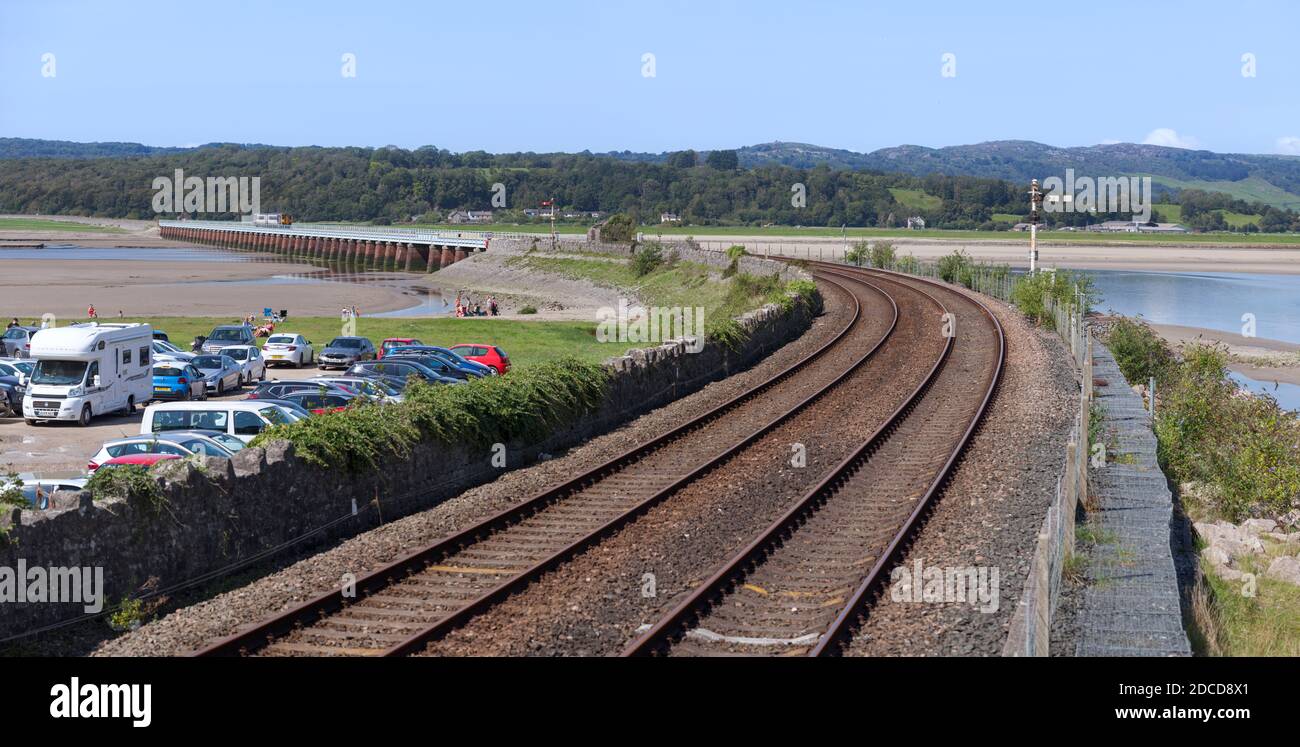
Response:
0,249,818,642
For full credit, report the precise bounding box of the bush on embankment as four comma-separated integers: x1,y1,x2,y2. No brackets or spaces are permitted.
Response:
1009,267,1097,330
251,357,610,473
1103,318,1300,521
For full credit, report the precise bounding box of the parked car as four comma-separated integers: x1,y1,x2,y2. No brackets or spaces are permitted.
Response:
201,324,256,354
385,351,480,380
141,401,294,443
277,389,359,414
378,337,422,359
0,476,87,509
169,429,248,455
263,333,314,368
346,359,461,385
248,398,313,421
0,378,21,417
450,343,511,374
189,354,244,395
386,346,492,377
152,339,195,362
152,330,170,342
1,325,41,358
221,345,267,384
96,453,182,471
88,433,238,472
152,362,208,401
246,380,351,400
309,376,402,402
317,336,377,370
0,358,34,387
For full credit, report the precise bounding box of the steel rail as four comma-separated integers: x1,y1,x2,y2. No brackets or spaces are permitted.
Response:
808,263,1005,656
379,272,898,656
192,271,890,656
620,267,956,656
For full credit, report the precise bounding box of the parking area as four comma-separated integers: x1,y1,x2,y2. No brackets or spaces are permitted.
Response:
0,364,324,477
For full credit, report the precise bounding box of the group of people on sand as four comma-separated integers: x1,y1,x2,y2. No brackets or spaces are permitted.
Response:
454,293,498,318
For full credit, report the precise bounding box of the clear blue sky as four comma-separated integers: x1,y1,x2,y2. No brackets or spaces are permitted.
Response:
3,0,1297,155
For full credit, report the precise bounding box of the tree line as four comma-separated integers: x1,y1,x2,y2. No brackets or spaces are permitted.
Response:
1,144,1297,231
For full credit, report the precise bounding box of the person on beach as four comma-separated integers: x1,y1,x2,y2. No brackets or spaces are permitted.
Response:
488,297,499,317
87,304,97,319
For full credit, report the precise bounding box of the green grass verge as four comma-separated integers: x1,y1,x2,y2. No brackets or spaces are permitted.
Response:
15,315,621,367
504,252,798,346
0,217,126,233
1198,555,1300,656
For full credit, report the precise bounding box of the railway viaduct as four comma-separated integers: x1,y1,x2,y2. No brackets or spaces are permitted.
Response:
156,219,490,271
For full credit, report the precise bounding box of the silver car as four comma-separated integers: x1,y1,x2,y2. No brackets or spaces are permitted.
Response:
87,432,239,473
189,354,244,396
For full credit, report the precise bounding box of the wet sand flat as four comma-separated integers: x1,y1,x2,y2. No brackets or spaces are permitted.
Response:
0,258,419,318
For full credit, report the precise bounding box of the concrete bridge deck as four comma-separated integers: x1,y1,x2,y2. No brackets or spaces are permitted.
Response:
157,219,499,271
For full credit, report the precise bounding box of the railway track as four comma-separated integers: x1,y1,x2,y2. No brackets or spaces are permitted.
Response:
192,270,905,657
621,265,1004,657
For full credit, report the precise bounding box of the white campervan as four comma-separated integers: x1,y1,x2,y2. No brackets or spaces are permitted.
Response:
23,323,155,426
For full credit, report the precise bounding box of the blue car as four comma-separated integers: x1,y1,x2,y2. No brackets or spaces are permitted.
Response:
385,346,492,378
152,362,207,401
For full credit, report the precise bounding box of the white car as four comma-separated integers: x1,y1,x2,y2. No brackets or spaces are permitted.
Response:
152,339,195,362
221,345,267,384
262,333,314,368
141,401,294,443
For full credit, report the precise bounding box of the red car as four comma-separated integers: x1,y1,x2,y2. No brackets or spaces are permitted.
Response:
96,454,182,471
378,337,422,359
450,343,511,374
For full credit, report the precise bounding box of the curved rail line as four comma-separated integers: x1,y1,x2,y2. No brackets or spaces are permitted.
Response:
621,264,1004,657
192,271,898,657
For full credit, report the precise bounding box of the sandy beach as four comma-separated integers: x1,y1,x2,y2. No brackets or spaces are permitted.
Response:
0,216,618,320
1151,323,1300,386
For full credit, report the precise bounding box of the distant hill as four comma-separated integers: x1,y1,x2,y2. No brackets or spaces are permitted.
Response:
0,138,274,159
736,140,1300,210
7,136,1300,209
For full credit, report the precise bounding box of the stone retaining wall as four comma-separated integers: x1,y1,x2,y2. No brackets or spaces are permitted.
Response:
0,269,818,640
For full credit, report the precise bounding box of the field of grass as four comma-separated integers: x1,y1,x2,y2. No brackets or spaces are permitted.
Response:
505,255,777,323
1154,203,1261,228
888,188,943,212
1222,210,1263,228
1144,174,1300,211
0,217,125,233
31,316,623,367
991,213,1024,223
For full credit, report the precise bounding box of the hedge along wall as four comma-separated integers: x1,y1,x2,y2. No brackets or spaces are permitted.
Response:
0,267,819,640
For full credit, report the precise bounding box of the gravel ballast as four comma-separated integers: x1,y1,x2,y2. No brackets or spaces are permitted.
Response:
93,280,857,656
